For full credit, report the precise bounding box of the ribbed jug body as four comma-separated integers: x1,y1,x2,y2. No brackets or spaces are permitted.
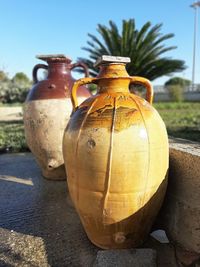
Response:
63,56,168,247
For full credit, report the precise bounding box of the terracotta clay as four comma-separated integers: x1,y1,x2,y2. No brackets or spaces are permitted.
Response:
23,54,91,180
63,55,169,248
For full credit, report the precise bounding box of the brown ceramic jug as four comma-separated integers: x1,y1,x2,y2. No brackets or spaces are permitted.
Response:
63,56,169,248
23,54,91,180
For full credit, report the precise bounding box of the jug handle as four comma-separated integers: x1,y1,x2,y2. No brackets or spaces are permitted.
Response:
130,76,153,104
70,62,89,77
32,64,48,84
71,77,96,112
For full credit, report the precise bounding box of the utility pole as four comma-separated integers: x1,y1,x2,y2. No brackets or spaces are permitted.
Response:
190,1,200,91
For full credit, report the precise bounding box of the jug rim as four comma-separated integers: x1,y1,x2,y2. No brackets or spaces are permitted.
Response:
94,55,130,68
36,54,72,63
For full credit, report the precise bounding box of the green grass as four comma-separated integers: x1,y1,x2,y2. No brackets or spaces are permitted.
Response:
0,102,199,153
0,121,29,153
154,102,200,142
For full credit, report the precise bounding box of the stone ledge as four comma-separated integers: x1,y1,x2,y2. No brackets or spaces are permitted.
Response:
169,137,200,156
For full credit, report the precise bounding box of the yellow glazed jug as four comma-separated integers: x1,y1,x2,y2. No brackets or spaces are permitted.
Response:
63,56,169,249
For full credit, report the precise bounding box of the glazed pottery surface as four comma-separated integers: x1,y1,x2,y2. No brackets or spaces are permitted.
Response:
63,56,169,248
23,55,91,180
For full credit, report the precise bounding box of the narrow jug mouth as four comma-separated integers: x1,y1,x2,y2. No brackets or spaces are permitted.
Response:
94,55,131,68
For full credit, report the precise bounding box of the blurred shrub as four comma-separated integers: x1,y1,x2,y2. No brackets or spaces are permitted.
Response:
167,85,183,102
0,71,32,103
165,77,191,87
164,77,191,102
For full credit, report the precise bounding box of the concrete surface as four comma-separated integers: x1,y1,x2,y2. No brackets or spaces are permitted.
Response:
0,152,180,266
0,153,97,267
93,249,157,267
159,138,200,254
0,107,23,122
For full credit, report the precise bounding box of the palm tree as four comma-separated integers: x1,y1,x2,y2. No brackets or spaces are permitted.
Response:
78,19,186,80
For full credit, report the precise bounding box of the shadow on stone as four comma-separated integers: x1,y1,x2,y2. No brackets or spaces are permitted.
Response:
0,153,97,266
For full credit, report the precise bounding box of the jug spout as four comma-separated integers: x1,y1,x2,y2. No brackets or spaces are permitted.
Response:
47,159,60,171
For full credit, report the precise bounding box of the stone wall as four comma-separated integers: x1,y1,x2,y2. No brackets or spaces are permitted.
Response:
158,138,200,253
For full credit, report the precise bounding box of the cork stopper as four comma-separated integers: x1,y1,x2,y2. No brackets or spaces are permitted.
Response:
94,55,131,68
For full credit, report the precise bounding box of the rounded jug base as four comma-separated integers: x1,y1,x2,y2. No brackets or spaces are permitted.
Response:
41,165,66,181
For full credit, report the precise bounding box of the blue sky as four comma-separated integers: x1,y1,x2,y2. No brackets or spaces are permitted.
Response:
0,0,199,85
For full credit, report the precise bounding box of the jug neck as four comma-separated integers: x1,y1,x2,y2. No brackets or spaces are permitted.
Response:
97,63,130,94
47,61,72,79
